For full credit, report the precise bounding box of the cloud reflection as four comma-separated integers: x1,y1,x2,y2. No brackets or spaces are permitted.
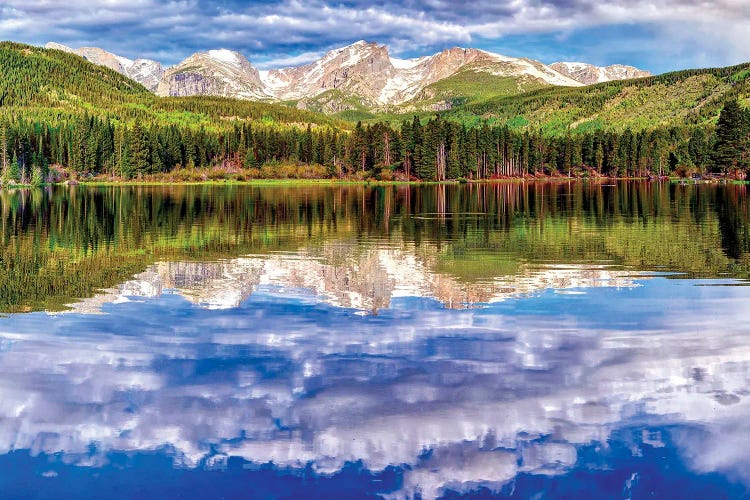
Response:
0,259,749,498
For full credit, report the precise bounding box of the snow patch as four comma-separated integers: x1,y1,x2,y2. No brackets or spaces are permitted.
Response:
258,70,290,97
476,49,518,63
390,56,427,70
598,66,609,83
208,49,241,66
515,60,583,86
379,68,428,103
557,61,589,73
115,55,134,70
341,46,367,68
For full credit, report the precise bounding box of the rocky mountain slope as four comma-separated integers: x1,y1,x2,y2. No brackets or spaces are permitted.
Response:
45,42,164,91
550,62,651,85
44,40,650,112
257,42,584,109
156,49,268,100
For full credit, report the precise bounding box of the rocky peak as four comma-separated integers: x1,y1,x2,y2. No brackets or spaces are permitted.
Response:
45,43,127,74
550,62,651,85
127,59,165,92
78,47,131,74
156,49,267,99
205,49,253,71
44,42,76,54
418,47,504,81
317,40,394,86
262,40,395,102
601,64,651,81
322,40,389,67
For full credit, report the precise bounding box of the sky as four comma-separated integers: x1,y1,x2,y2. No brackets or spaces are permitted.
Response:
1,0,749,73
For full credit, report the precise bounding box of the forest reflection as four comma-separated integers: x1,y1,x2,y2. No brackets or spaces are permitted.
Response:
0,181,748,313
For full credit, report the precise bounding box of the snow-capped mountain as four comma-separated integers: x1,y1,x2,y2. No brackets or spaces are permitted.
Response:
164,41,585,108
550,62,651,85
45,42,165,91
156,49,268,99
44,41,650,110
259,41,399,105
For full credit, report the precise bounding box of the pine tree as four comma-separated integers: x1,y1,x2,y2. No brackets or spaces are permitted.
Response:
150,129,163,173
347,122,369,174
113,125,128,177
99,121,115,172
446,126,462,179
713,100,750,173
594,142,604,174
129,121,149,178
8,150,19,183
31,165,43,186
85,128,99,173
237,128,248,167
302,124,313,164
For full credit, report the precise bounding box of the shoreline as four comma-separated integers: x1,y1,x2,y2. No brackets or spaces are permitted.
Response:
0,176,743,189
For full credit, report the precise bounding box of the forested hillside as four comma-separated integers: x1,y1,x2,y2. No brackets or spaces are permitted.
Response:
0,41,748,183
449,63,750,132
0,42,349,181
1,42,343,128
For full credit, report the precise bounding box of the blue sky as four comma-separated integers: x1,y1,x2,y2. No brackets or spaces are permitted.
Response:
1,0,749,73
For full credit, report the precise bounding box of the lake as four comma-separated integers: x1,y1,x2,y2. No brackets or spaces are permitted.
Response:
1,181,750,499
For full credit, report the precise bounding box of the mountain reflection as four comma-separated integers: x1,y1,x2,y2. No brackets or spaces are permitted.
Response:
63,251,641,314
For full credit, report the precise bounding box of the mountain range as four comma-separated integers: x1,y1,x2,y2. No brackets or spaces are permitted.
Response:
44,41,650,113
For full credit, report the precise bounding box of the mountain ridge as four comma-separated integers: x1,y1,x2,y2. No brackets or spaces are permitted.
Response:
550,61,651,85
44,41,650,111
45,42,165,91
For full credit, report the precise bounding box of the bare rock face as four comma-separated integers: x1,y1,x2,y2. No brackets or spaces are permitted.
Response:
46,43,126,73
418,48,495,82
76,47,131,74
44,42,164,91
375,48,496,105
156,49,268,99
422,49,583,86
44,42,77,54
127,59,166,91
550,62,651,85
263,44,583,107
263,41,397,106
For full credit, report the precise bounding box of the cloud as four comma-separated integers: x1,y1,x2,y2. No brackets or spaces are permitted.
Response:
0,1,749,81
253,50,325,69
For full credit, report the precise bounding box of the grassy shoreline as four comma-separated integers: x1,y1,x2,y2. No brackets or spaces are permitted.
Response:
1,176,743,189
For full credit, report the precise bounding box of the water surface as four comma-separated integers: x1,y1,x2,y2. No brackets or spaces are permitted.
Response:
1,182,749,499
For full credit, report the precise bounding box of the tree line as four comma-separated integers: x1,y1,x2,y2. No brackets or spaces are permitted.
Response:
0,100,747,183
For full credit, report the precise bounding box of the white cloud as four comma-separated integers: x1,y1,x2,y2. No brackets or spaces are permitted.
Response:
1,0,748,70
254,50,326,70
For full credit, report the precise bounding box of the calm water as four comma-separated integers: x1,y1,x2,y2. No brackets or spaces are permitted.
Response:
1,182,750,499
